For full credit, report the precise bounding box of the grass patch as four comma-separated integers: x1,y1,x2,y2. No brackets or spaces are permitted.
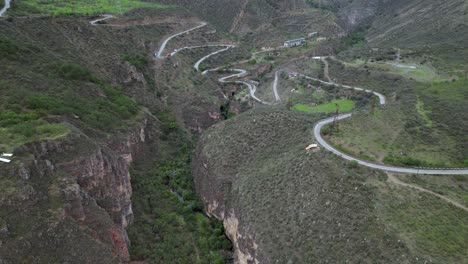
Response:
376,188,468,263
0,38,19,59
396,174,468,207
415,99,432,127
324,57,466,166
0,116,69,152
13,0,171,15
326,135,376,162
344,59,446,83
293,99,355,113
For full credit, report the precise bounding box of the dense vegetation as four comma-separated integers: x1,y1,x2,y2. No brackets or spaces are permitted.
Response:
0,35,140,153
10,0,170,15
121,53,149,71
4,61,139,131
128,116,231,263
338,26,368,50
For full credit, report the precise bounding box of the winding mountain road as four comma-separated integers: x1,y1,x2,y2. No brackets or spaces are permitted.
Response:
90,14,114,25
88,15,467,210
155,25,268,104
170,44,233,58
313,114,468,175
156,22,207,58
272,71,283,102
194,45,234,71
299,59,467,175
301,73,386,105
0,0,10,17
148,20,468,175
214,68,270,105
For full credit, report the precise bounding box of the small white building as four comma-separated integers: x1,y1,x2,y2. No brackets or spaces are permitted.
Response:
317,37,327,42
308,32,318,37
284,38,306,48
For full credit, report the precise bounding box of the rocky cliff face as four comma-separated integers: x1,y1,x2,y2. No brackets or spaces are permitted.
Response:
0,116,156,263
192,109,419,264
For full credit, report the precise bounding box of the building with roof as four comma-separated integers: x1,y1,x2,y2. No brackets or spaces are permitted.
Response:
284,38,306,48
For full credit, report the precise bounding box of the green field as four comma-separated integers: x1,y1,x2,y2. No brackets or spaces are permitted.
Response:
376,185,468,263
342,59,447,83
293,99,355,113
14,0,171,15
0,120,69,152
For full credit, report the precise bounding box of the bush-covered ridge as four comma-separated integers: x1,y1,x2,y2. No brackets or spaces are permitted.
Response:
0,35,137,152
10,0,172,15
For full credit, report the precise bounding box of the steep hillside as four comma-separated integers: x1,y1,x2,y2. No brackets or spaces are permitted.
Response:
151,0,344,46
368,0,467,49
0,9,233,262
193,108,468,263
307,0,467,51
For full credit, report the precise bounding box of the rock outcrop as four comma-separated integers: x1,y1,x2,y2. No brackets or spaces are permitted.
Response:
0,116,156,263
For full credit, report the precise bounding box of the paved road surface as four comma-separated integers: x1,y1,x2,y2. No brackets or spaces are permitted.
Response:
217,69,271,105
272,71,283,102
170,44,232,57
301,74,386,105
0,0,10,17
194,45,233,71
312,106,468,175
156,22,207,58
149,21,468,175
321,57,332,83
90,14,114,25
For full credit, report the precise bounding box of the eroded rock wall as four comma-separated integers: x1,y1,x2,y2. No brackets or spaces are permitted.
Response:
0,116,156,263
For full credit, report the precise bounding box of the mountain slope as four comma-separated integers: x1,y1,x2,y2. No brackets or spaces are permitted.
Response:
193,108,468,263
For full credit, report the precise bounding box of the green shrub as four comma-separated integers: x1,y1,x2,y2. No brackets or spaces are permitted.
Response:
0,112,39,127
348,160,359,169
19,86,138,132
121,53,148,70
55,62,97,82
0,38,19,59
11,121,38,138
25,94,63,111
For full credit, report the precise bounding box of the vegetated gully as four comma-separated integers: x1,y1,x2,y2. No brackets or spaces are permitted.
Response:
153,20,468,176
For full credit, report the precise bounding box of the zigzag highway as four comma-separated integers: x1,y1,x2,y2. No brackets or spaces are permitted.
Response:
156,21,207,58
89,14,114,25
154,20,467,175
